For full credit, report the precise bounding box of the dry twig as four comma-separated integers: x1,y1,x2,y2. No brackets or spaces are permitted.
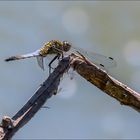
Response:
70,52,140,112
1,52,140,139
0,57,71,140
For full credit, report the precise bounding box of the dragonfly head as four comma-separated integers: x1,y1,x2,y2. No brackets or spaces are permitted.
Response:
62,41,71,52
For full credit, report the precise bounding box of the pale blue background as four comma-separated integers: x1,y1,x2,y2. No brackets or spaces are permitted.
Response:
0,1,140,139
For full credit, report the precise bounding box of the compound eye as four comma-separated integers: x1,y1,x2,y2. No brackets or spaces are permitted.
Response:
63,41,68,46
63,41,71,52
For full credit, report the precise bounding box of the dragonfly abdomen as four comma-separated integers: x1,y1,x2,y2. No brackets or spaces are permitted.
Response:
5,51,39,62
5,56,23,61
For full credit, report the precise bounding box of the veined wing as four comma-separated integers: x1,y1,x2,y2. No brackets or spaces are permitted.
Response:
36,56,44,70
22,49,45,70
72,47,117,70
16,50,45,70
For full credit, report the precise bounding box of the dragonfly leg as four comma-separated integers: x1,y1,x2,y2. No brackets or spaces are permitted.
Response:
48,54,60,74
51,46,64,59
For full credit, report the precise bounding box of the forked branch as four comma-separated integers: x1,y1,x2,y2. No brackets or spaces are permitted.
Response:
0,52,140,140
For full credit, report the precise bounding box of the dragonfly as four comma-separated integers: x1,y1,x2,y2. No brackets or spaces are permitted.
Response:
5,40,71,73
5,40,116,73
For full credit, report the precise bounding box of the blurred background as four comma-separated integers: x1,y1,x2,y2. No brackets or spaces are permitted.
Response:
0,1,140,139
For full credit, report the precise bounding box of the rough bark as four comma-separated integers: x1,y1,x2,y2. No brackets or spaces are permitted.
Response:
0,57,71,140
70,53,140,112
1,52,140,139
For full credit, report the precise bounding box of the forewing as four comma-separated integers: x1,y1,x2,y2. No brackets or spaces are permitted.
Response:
72,47,117,69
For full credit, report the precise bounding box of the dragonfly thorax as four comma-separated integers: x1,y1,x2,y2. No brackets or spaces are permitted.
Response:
39,40,71,57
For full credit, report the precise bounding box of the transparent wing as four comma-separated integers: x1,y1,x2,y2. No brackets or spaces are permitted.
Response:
71,47,117,70
36,56,44,70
